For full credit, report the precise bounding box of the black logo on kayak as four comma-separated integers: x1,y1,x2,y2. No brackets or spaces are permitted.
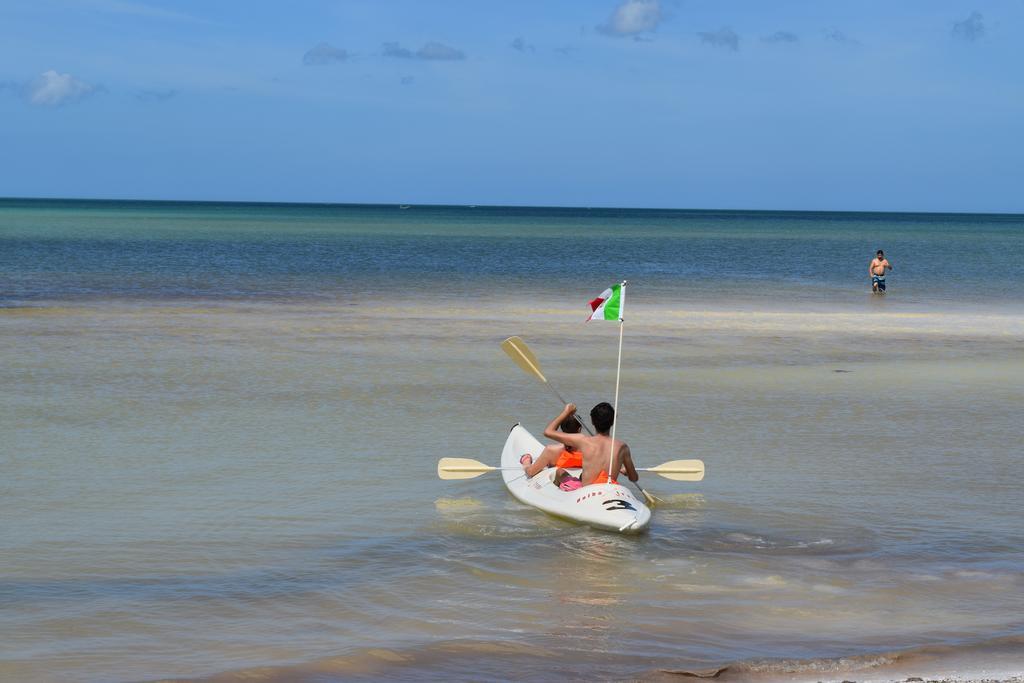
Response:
603,499,636,512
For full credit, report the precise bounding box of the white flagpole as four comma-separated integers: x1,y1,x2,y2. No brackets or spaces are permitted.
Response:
607,281,626,481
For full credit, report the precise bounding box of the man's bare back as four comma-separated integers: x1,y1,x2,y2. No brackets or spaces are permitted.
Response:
543,403,638,487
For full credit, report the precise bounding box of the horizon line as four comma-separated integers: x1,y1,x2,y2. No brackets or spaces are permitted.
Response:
1,195,1022,218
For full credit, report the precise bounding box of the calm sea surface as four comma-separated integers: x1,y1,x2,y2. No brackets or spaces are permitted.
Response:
2,200,1023,682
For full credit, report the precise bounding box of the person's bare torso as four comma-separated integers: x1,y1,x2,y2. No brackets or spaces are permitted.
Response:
577,434,625,485
871,258,890,276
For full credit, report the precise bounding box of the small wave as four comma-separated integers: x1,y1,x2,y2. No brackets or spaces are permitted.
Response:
433,497,485,510
655,493,707,509
788,538,835,549
739,574,787,588
431,519,572,539
656,634,1024,682
157,634,1024,683
155,638,552,682
723,532,770,547
701,530,842,556
954,569,1000,580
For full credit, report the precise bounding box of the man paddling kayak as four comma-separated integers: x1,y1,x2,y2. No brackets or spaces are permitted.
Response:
542,402,639,488
520,415,585,490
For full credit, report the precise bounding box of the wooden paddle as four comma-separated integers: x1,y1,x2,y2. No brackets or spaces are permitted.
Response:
500,336,667,505
438,457,705,482
437,457,524,480
639,459,705,481
500,336,593,435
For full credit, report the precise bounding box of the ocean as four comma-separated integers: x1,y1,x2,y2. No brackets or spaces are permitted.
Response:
2,199,1023,682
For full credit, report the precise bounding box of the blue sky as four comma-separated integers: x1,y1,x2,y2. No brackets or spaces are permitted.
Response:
1,0,1021,212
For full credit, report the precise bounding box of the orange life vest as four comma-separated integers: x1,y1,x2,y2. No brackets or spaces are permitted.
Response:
555,448,583,469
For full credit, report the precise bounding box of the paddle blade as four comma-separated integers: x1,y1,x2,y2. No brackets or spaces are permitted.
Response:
643,459,706,481
501,336,547,383
437,457,496,480
639,487,665,506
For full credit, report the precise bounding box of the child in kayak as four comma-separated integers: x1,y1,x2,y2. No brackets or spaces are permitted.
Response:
542,402,639,488
520,415,585,490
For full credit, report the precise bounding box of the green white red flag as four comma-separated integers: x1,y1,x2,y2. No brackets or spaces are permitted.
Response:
587,283,624,322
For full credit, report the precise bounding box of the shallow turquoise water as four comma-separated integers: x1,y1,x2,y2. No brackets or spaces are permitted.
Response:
3,199,1023,307
1,200,1023,682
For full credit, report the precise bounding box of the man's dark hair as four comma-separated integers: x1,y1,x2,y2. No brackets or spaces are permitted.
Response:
560,415,581,434
591,402,615,434
877,250,884,256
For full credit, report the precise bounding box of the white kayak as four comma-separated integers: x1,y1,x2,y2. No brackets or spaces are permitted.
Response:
500,424,651,533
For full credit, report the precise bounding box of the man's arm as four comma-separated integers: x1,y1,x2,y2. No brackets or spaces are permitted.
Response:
887,259,894,271
620,444,639,483
543,404,587,450
869,259,876,277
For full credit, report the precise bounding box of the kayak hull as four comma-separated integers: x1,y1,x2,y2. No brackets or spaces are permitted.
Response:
500,424,651,533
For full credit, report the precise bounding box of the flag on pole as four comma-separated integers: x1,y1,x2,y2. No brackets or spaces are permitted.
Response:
586,283,624,322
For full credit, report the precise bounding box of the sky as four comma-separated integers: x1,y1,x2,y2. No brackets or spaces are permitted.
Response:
1,0,1022,212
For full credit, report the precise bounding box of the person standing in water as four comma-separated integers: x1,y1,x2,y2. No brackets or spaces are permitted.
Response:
869,249,894,294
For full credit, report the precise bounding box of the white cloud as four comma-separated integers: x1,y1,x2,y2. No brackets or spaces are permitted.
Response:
303,42,349,66
27,70,97,106
416,42,465,61
598,0,663,37
824,28,860,46
952,11,985,41
383,41,465,61
382,42,414,59
698,28,740,52
510,37,534,53
134,88,177,102
763,31,799,44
